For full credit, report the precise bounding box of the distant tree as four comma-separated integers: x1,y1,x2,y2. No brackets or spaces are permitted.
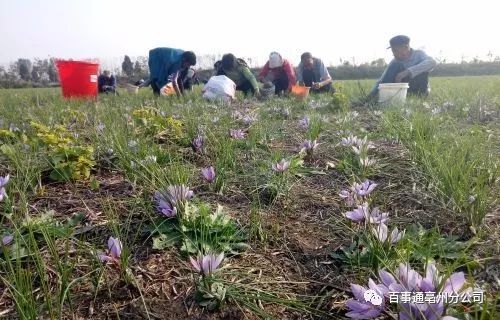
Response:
17,58,33,81
7,63,19,80
133,60,142,75
132,57,149,79
486,51,493,62
370,58,387,68
31,67,40,82
122,55,134,77
48,58,58,82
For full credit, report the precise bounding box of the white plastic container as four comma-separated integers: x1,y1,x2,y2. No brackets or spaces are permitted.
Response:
126,84,139,94
378,83,409,105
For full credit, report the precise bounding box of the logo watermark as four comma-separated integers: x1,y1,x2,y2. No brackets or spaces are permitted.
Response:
388,291,484,304
364,289,383,306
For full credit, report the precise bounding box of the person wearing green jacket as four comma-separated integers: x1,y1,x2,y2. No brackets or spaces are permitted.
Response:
216,54,260,97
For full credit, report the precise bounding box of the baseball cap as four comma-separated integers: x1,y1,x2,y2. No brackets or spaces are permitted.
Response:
387,35,410,49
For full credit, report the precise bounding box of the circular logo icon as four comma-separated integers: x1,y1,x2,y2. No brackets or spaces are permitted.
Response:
364,289,383,306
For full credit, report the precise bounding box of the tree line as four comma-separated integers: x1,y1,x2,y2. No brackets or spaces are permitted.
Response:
2,55,500,88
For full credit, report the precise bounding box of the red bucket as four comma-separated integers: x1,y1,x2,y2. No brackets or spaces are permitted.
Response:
56,60,99,99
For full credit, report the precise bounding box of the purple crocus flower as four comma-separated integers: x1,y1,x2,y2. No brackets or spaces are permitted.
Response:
298,117,310,129
98,236,122,263
339,189,356,206
346,281,385,319
360,157,376,167
353,180,378,197
0,175,9,188
388,263,465,320
191,135,204,152
108,237,122,258
201,166,216,183
153,185,193,218
167,185,194,204
272,159,290,173
242,115,256,125
372,223,405,244
189,252,224,276
2,234,13,246
153,191,178,217
352,136,375,155
345,203,369,222
300,139,319,154
229,129,246,139
0,174,9,202
345,204,390,224
368,207,389,224
341,135,359,147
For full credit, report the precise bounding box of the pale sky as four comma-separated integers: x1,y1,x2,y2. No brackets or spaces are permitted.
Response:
1,0,499,70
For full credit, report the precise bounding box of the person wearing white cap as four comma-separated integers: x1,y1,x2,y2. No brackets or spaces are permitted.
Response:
258,52,296,95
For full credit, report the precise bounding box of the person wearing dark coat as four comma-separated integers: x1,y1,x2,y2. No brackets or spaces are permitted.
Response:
98,70,117,94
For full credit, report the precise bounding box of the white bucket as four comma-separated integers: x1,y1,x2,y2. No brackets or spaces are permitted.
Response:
126,84,139,94
378,83,409,105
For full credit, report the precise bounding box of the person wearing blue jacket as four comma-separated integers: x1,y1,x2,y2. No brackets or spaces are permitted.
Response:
148,47,197,96
369,35,437,98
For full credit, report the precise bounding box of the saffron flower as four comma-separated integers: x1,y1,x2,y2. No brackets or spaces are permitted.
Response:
2,234,13,246
353,180,378,197
344,204,389,224
153,191,178,217
352,136,375,155
376,264,465,320
346,281,385,319
272,159,290,173
0,174,9,202
372,223,405,244
229,129,246,139
191,135,204,152
345,203,370,222
299,117,310,129
98,236,122,263
242,115,255,125
201,166,216,183
360,157,377,167
300,139,319,155
341,134,360,147
153,185,193,218
339,189,356,206
189,253,224,276
368,207,389,224
167,185,194,204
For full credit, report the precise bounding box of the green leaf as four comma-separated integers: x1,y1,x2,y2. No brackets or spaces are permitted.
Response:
67,212,86,228
231,242,251,252
0,144,15,157
152,233,179,250
49,168,71,182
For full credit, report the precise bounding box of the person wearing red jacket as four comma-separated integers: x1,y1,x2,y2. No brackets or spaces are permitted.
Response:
258,52,296,95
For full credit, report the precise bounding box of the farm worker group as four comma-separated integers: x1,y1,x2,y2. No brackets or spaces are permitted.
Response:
99,34,436,102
